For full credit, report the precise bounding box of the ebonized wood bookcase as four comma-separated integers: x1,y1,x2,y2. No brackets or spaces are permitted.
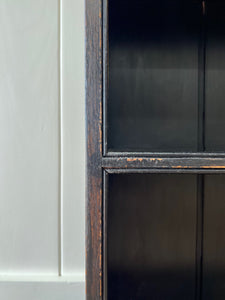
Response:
86,0,225,299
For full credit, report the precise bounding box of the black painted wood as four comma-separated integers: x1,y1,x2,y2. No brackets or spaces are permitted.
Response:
107,174,197,299
86,0,103,298
102,156,225,170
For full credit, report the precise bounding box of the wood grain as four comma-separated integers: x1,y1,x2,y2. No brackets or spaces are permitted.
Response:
86,0,103,298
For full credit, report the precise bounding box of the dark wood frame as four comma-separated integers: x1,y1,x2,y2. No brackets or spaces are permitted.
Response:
86,0,103,298
86,0,225,299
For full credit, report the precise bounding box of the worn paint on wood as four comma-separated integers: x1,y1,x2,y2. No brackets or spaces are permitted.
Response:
86,0,225,299
86,0,103,298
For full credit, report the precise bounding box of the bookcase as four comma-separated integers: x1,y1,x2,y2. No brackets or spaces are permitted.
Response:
86,0,225,299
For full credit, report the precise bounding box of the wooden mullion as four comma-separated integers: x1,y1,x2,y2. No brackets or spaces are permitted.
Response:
102,156,225,170
105,168,225,174
105,151,225,158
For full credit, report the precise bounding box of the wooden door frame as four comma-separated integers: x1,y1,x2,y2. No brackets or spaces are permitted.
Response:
86,0,103,298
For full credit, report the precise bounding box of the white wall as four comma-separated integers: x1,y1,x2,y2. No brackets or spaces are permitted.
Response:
0,0,85,298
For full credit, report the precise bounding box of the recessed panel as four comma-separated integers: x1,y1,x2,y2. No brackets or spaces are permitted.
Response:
107,174,197,299
107,0,200,152
0,0,59,274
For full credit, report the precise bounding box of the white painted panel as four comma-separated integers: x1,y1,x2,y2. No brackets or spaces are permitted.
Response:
61,0,85,274
0,1,59,274
0,281,85,300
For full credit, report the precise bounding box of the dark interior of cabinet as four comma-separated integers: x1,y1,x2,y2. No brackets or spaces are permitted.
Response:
106,173,225,300
105,0,225,299
107,0,225,152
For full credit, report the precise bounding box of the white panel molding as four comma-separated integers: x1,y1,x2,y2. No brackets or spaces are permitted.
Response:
61,0,85,275
0,281,85,300
0,0,59,275
0,274,85,283
58,0,63,277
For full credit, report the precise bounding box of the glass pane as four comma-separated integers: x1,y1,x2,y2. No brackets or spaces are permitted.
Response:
107,0,201,152
107,174,197,299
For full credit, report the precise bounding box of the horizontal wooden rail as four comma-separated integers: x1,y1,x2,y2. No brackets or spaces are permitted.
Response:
102,156,225,170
